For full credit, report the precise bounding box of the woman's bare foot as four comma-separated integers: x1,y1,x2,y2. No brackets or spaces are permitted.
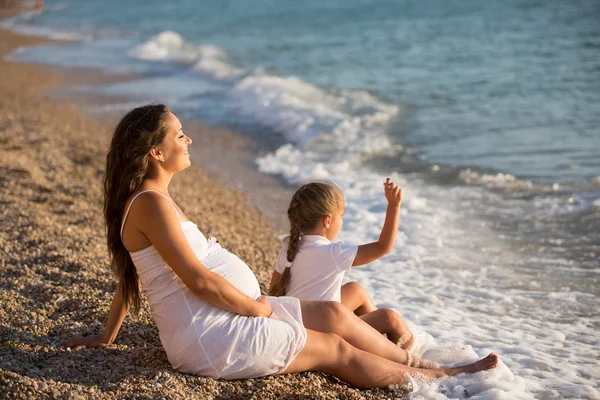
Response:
446,353,499,376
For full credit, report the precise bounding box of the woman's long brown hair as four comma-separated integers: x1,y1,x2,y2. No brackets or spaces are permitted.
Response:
269,182,342,297
103,104,170,314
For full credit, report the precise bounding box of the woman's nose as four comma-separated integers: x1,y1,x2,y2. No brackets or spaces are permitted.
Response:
186,136,192,145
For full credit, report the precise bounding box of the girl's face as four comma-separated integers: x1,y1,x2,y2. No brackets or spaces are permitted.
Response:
325,197,344,241
159,112,192,171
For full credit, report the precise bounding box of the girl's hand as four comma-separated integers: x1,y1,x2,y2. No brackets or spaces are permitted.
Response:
383,178,402,206
61,334,110,350
256,295,273,318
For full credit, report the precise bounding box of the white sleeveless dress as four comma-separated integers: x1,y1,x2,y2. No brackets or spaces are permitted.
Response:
121,190,307,379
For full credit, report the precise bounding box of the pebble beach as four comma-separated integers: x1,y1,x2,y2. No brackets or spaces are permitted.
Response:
0,22,404,400
4,0,600,397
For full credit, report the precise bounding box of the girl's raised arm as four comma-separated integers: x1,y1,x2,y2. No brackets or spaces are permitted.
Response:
352,179,402,267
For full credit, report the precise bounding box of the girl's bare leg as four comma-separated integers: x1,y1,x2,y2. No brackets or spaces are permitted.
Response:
341,282,414,349
301,300,416,364
340,282,377,316
282,329,499,389
359,308,415,350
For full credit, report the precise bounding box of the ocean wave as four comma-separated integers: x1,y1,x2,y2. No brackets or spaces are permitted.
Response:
129,30,223,64
129,30,245,81
233,74,400,157
191,56,245,81
453,168,600,216
456,168,543,191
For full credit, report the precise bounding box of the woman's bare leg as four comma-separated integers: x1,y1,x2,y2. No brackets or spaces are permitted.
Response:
340,282,377,316
301,300,414,364
282,329,499,389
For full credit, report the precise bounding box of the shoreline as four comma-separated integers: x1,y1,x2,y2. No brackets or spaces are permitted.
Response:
0,21,399,400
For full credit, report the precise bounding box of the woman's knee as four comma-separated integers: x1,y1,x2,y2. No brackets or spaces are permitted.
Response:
323,301,356,332
324,300,351,320
301,300,352,332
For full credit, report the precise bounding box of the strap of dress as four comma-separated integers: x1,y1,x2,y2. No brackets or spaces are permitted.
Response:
120,190,180,239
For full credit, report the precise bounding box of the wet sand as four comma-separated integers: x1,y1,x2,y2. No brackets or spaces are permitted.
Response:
0,20,402,400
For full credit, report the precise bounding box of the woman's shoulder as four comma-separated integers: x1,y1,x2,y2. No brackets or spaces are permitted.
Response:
124,189,178,220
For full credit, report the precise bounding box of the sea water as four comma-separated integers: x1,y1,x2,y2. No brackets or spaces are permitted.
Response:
2,0,599,398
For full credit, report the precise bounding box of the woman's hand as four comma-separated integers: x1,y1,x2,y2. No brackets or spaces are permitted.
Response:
256,295,273,318
61,334,110,350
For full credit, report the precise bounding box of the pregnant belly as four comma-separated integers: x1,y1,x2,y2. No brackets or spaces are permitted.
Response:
201,249,261,299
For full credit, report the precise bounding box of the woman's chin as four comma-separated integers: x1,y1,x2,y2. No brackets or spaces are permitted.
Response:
176,161,192,172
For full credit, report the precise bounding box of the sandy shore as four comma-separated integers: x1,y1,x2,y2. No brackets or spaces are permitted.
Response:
0,22,403,400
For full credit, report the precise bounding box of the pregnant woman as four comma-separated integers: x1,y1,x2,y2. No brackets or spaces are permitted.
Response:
63,104,498,389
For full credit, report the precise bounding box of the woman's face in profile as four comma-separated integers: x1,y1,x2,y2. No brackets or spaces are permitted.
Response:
159,112,192,171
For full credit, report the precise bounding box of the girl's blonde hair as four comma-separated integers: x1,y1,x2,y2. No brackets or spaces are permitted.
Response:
269,181,342,296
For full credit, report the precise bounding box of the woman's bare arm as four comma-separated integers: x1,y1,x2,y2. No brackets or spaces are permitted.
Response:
135,192,271,318
101,285,129,344
62,285,128,349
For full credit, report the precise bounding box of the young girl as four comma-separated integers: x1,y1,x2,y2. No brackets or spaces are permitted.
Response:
269,179,416,352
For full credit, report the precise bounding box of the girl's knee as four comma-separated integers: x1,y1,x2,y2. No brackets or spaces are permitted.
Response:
343,281,362,291
379,308,408,337
379,308,413,347
381,308,405,326
344,281,367,297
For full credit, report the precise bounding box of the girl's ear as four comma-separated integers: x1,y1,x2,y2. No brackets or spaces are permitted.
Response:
323,215,332,229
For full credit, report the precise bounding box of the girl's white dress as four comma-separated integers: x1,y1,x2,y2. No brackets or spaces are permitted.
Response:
121,190,307,379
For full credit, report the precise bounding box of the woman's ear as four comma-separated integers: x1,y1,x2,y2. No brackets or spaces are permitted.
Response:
323,215,332,229
149,146,163,163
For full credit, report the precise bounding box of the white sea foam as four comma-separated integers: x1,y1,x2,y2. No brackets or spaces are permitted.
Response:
129,30,218,64
234,75,400,158
191,57,245,81
128,31,245,80
129,31,245,81
458,168,537,191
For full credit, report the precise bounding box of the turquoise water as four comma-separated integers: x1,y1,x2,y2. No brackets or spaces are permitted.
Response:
5,0,599,182
3,1,600,398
